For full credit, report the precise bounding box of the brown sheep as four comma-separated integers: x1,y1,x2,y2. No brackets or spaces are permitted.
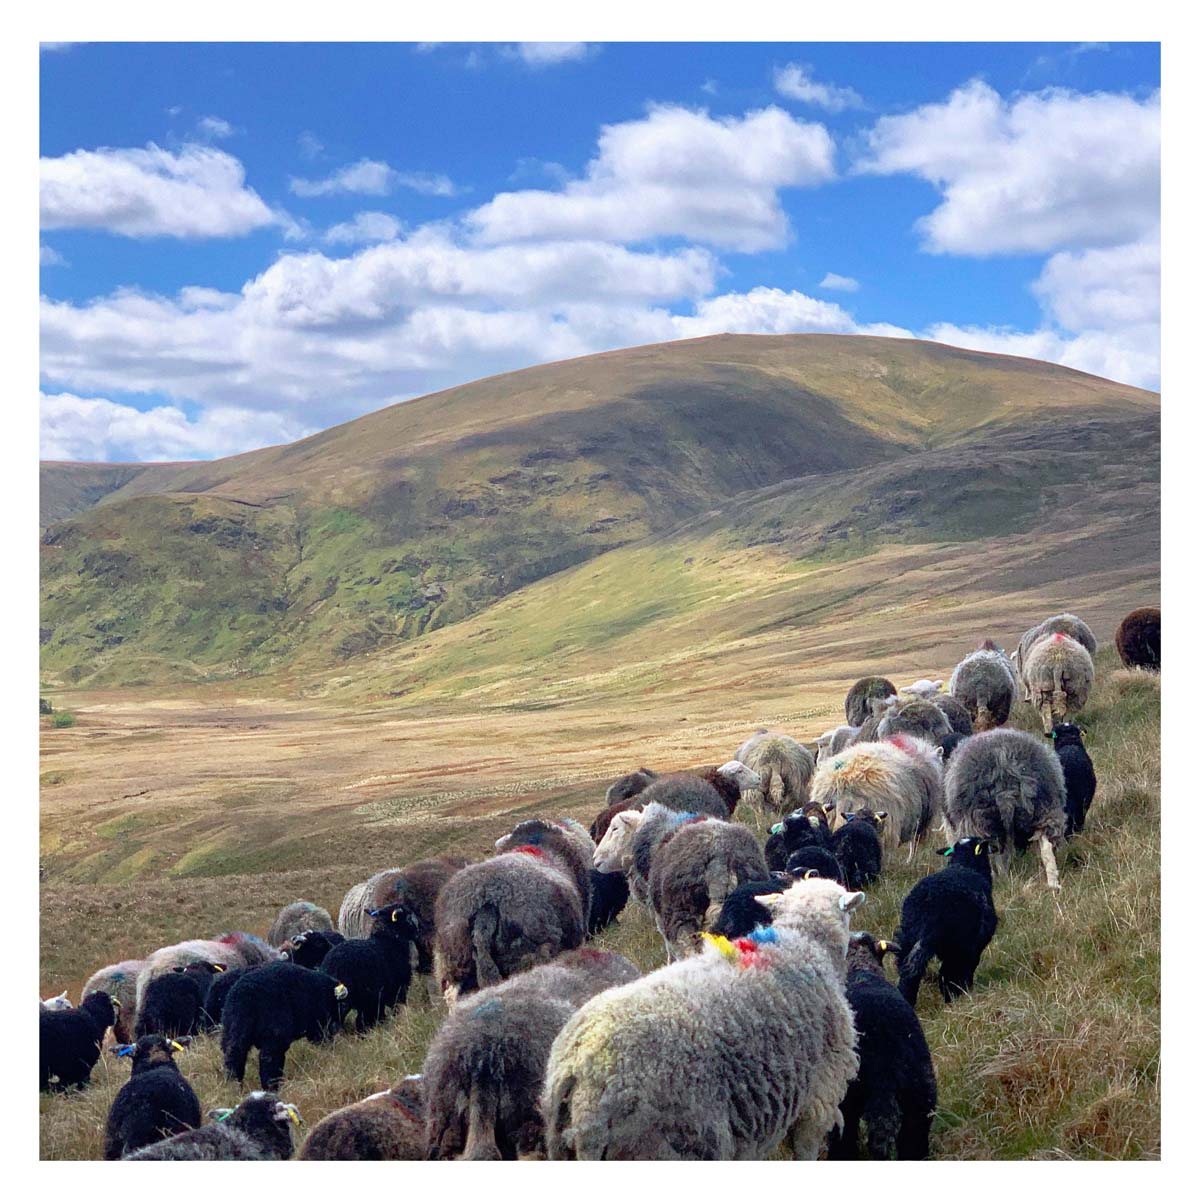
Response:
1115,606,1160,670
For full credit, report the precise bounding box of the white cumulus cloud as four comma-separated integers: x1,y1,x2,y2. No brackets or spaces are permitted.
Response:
196,115,234,139
468,104,836,252
324,212,404,245
774,63,864,113
819,272,859,293
40,142,285,239
290,159,458,198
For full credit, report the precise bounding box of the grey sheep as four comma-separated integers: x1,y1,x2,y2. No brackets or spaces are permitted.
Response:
734,731,816,812
605,767,658,805
1014,613,1097,698
876,698,953,746
593,801,701,906
495,818,595,930
933,694,974,737
423,948,640,1159
299,1076,427,1160
648,818,770,958
812,737,942,857
125,1092,301,1160
845,677,897,727
1021,632,1095,734
433,836,586,1005
816,725,859,764
542,879,864,1160
634,772,731,819
943,728,1068,889
266,900,334,948
83,960,145,1044
950,643,1019,732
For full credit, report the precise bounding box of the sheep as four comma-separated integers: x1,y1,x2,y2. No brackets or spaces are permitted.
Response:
899,679,944,700
1014,613,1097,697
1023,627,1096,732
1116,606,1160,671
693,760,760,817
893,838,998,1005
434,840,586,1005
282,928,346,970
635,772,731,819
944,728,1067,889
850,694,898,745
711,877,791,939
816,725,859,764
495,818,595,928
1050,723,1097,838
40,991,71,1011
648,817,770,957
589,764,751,840
125,1092,301,1160
605,767,658,805
764,803,834,871
39,991,119,1091
846,676,897,727
542,879,864,1160
134,939,254,1018
82,959,144,1044
734,731,816,812
876,697,953,745
830,809,885,890
135,960,226,1039
342,856,471,976
221,960,345,1090
950,644,1019,732
587,868,629,933
784,847,844,884
933,693,973,737
827,933,937,1160
939,731,968,761
424,948,640,1160
103,1035,201,1159
266,900,334,948
318,902,419,1032
593,802,705,906
589,797,641,842
300,1076,426,1160
198,964,259,1030
213,930,281,968
812,738,941,856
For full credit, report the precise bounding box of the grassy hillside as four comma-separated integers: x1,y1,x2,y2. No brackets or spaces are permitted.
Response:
39,335,1157,688
38,653,1159,1159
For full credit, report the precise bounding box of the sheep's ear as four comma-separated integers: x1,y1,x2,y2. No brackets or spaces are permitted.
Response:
802,869,819,880
877,939,899,955
275,1101,302,1126
391,908,400,923
207,1108,234,1123
934,745,945,759
874,811,888,823
839,891,866,912
755,891,785,910
823,802,836,814
493,835,506,850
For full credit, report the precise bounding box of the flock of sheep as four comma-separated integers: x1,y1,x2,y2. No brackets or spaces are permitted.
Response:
39,605,1160,1160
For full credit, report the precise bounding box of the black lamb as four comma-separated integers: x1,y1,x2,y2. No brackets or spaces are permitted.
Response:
39,990,118,1091
103,1035,201,1159
136,960,225,1039
764,804,833,871
831,808,885,889
199,964,260,1030
893,837,998,1006
710,876,790,939
827,933,937,1160
784,846,844,883
318,902,419,1033
221,961,344,1091
1050,723,1097,837
587,868,630,934
125,1091,300,1160
282,928,346,970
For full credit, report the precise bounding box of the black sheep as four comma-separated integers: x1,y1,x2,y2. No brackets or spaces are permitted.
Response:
319,902,419,1033
710,876,789,939
827,933,937,1160
136,961,225,1039
39,990,118,1091
893,837,998,1006
125,1091,300,1160
103,1035,201,1159
939,731,968,762
283,928,345,970
221,961,345,1091
831,808,885,889
587,868,629,934
199,964,260,1030
1050,723,1097,837
784,846,844,883
764,804,833,871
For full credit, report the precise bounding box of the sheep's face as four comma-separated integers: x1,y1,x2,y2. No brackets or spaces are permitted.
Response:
41,991,71,1011
593,809,641,871
716,759,760,794
368,903,420,938
1050,722,1086,748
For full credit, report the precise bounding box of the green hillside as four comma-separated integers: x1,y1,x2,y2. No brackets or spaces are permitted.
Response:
39,334,1158,688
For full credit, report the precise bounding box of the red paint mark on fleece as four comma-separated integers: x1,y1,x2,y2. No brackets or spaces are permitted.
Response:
510,845,546,859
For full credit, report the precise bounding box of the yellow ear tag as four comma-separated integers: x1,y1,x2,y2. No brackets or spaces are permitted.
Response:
803,869,818,880
170,1041,185,1052
288,1108,300,1125
877,940,888,953
975,844,983,855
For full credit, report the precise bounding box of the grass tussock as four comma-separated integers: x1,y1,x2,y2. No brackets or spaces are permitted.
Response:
39,651,1158,1159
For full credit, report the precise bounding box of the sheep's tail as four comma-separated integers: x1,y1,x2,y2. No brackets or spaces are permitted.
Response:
462,1075,503,1161
973,687,993,732
470,903,503,990
764,765,786,810
897,938,933,1008
543,1057,579,1160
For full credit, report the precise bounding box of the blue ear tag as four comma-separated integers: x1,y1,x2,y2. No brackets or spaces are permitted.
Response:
116,1045,134,1057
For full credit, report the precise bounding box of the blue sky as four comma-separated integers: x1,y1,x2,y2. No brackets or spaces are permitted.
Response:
39,41,1160,461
